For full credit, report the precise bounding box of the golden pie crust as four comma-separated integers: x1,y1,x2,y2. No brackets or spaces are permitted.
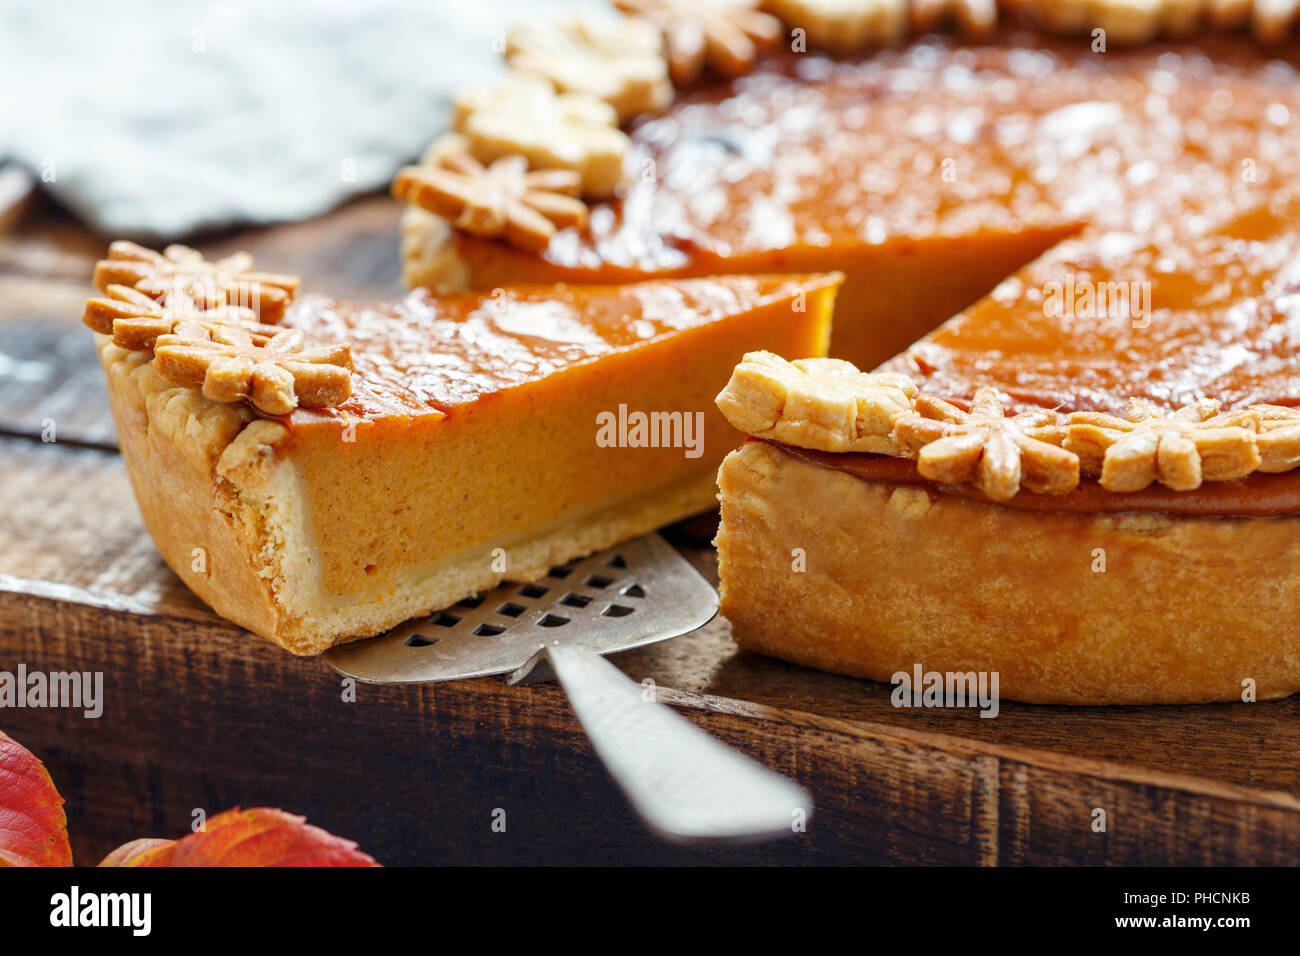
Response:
717,440,1300,704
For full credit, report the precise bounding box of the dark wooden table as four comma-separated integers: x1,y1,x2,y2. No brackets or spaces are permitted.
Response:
1,194,1297,866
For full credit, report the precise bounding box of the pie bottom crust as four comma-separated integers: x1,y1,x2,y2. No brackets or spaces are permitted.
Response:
99,337,717,655
716,440,1300,705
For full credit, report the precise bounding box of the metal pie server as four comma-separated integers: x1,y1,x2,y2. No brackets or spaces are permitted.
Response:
325,533,811,842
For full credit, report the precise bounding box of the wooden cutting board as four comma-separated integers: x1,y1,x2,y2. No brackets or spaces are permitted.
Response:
1,198,1297,866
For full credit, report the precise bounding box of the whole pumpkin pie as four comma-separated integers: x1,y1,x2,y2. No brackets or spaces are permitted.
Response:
389,1,1300,702
85,242,838,654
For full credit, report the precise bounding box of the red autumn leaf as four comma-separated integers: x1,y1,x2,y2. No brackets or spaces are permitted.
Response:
99,807,378,867
0,729,73,867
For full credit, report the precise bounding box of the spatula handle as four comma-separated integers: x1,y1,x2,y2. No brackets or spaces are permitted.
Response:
544,643,813,843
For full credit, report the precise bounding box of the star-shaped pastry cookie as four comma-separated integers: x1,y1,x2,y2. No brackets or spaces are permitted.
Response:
1251,404,1300,472
152,324,354,416
452,74,630,198
892,388,1079,501
1066,397,1262,492
392,151,588,252
93,240,300,324
83,284,282,352
715,350,918,454
614,0,783,85
911,0,999,37
507,16,673,120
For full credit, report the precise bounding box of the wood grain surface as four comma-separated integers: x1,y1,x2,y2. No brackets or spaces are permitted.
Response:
1,199,1296,866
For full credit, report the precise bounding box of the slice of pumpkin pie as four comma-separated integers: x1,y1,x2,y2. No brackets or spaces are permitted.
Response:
86,241,839,654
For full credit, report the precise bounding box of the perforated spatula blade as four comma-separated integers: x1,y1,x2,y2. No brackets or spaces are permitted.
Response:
324,533,813,843
324,533,718,684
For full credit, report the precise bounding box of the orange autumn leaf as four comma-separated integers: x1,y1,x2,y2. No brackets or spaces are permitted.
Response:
97,837,176,867
99,807,378,867
0,729,73,867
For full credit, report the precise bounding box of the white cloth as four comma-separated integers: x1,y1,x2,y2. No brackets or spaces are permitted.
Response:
0,0,601,239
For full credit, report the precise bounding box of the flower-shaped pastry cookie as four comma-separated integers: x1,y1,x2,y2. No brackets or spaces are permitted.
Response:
613,0,782,85
715,350,918,455
93,240,300,323
893,388,1079,501
153,324,353,416
452,74,630,197
507,16,673,120
392,150,588,252
83,283,282,352
1066,398,1262,492
1250,405,1300,473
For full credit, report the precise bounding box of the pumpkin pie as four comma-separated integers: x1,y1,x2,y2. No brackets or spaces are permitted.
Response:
85,241,838,654
388,1,1300,702
714,191,1300,705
